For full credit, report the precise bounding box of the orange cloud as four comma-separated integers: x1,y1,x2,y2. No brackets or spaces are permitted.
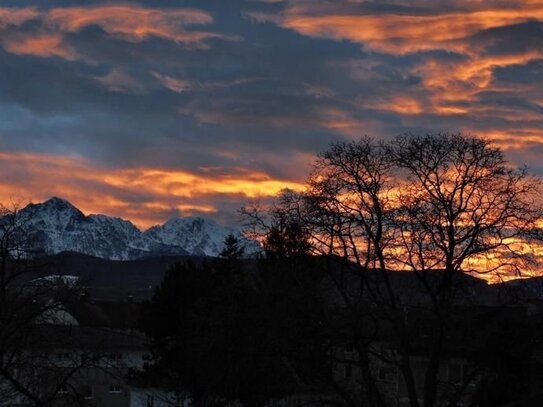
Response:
417,51,543,96
0,5,226,61
265,3,543,54
45,5,219,46
104,168,304,200
465,129,543,150
365,96,425,116
3,33,78,60
0,7,39,28
245,1,543,158
0,151,304,229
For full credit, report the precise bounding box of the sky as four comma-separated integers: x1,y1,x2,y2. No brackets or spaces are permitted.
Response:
0,0,542,229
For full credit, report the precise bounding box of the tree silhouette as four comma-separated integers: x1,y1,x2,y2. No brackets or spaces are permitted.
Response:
245,133,543,407
219,233,245,260
0,201,101,405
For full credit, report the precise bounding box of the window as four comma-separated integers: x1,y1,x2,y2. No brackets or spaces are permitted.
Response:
108,385,122,394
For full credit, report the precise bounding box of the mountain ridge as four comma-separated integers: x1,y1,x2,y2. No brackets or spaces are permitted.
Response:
14,197,250,260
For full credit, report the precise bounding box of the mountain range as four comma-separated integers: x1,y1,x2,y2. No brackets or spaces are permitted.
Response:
16,197,251,260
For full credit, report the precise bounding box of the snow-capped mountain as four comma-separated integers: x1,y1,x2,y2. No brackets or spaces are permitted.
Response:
144,217,236,257
14,197,248,260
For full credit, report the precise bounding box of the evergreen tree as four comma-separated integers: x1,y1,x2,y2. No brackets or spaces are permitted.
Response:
219,233,245,260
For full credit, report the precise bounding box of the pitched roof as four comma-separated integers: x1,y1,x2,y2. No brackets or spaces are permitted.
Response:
63,299,142,329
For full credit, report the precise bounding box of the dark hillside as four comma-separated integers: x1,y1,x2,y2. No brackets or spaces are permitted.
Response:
23,251,208,300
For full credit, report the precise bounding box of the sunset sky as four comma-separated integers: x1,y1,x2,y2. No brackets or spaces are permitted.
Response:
1,0,542,229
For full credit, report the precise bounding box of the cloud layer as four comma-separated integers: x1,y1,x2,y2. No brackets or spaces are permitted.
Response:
0,151,303,229
0,0,542,225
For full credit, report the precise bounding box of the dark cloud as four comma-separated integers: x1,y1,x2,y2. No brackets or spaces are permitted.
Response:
470,21,543,56
494,59,543,84
0,0,542,223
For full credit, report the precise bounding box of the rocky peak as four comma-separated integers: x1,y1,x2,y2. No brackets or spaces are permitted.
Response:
4,197,251,260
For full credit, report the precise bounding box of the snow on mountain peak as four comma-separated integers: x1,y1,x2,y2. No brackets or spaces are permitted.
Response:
23,196,87,230
11,197,247,260
44,196,75,207
144,216,236,257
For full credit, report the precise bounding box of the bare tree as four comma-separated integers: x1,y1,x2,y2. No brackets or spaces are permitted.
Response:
387,133,541,407
0,201,106,406
244,133,543,407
